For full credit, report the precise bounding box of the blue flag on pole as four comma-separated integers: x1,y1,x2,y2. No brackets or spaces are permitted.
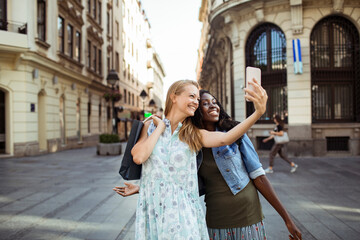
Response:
292,38,303,74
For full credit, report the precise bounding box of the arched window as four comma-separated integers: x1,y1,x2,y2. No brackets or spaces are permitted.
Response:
246,23,287,122
310,16,360,122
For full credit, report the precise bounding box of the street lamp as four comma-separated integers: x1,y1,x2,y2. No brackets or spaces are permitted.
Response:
149,99,156,114
107,69,119,134
140,90,148,119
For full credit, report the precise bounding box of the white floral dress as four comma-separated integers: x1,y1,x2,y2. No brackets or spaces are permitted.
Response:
135,119,209,240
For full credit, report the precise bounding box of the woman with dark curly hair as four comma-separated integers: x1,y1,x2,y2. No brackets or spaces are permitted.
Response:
191,90,301,240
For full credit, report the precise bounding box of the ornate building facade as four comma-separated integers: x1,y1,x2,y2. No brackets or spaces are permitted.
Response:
0,0,165,157
117,0,165,140
197,0,360,156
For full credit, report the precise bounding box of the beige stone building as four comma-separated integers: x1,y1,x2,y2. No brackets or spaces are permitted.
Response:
0,0,164,157
119,0,165,123
197,0,360,156
146,41,165,112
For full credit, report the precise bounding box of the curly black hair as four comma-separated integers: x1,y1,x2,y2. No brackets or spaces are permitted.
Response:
191,89,240,132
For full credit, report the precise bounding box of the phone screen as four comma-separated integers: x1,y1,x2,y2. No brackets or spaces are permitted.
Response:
246,66,261,101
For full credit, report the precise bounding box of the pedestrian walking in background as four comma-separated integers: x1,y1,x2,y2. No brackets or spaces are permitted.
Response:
263,115,298,173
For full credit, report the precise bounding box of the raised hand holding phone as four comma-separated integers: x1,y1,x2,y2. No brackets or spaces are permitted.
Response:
246,66,261,102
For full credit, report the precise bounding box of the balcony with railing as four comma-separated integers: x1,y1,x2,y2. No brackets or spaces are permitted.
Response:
0,19,28,50
208,0,251,24
0,19,27,34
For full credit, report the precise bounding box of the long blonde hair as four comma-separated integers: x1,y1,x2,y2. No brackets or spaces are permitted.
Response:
164,80,202,153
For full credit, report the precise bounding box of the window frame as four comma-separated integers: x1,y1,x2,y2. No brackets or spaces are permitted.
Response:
75,31,81,62
58,16,65,53
0,0,7,31
87,40,91,68
98,1,101,24
93,45,97,72
115,52,119,72
310,16,360,122
67,24,73,58
37,0,46,42
123,59,126,77
92,0,96,19
245,23,288,123
106,11,110,35
98,48,102,75
115,21,119,39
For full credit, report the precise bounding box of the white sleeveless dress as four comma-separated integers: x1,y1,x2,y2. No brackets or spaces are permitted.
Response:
135,119,209,240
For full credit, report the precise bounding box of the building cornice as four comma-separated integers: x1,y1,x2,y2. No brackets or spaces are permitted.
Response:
152,53,166,77
0,44,28,54
209,0,252,24
86,14,103,34
20,51,94,86
90,79,109,92
199,0,208,22
58,0,84,27
87,26,104,45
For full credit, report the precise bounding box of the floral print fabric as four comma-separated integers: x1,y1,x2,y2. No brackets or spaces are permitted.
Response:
208,221,267,240
135,119,209,240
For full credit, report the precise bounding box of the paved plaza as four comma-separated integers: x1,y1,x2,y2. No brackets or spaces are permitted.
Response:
0,146,359,240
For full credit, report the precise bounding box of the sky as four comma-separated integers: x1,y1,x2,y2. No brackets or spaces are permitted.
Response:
140,0,203,98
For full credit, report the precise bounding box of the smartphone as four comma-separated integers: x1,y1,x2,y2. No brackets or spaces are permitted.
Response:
246,66,261,101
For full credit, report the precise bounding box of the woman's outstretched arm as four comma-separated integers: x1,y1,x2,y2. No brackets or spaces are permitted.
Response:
201,80,268,148
253,175,302,240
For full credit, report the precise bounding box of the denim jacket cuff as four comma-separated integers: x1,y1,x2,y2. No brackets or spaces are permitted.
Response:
249,167,265,179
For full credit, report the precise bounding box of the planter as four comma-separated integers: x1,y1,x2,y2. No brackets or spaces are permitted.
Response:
97,142,122,155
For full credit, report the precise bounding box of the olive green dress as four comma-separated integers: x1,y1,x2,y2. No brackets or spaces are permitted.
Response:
198,148,267,240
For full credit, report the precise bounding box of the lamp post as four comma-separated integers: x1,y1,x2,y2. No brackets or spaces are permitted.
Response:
149,99,156,114
140,90,148,119
106,69,119,134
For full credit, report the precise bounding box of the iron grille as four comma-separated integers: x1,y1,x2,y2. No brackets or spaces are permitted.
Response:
326,136,349,151
311,16,360,122
245,23,288,123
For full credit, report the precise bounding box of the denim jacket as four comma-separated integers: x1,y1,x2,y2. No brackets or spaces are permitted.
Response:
197,133,265,196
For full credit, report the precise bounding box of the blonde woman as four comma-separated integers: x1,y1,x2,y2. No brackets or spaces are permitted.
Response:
127,79,267,239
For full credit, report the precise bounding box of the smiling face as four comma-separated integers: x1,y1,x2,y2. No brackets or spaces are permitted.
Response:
200,93,220,124
172,84,200,117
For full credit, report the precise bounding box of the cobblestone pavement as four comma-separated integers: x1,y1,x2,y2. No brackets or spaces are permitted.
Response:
0,146,359,239
258,154,360,240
